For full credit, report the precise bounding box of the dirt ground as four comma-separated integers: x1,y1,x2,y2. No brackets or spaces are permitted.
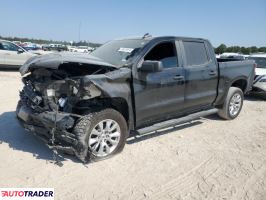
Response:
0,70,265,200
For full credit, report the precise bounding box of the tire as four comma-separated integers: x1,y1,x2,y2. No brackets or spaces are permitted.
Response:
73,108,128,162
218,87,244,120
16,100,22,115
16,101,22,125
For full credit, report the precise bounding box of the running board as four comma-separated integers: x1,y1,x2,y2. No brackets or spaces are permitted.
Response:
137,108,218,135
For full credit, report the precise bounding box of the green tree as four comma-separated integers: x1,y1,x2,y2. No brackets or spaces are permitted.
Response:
250,46,258,53
215,44,227,54
258,47,266,53
240,47,250,54
232,46,241,53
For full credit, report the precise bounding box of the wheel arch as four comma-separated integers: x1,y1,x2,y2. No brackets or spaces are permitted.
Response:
75,97,131,129
215,77,247,108
230,78,248,93
107,97,129,127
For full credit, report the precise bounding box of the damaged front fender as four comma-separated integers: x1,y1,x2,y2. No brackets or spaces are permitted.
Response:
17,53,135,162
80,67,135,129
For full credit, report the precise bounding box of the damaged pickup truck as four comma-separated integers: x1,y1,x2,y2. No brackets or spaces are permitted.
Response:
17,36,255,162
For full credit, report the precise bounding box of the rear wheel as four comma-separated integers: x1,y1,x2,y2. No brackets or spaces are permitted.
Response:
218,87,244,120
73,108,128,162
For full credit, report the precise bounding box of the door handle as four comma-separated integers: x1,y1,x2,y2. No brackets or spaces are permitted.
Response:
209,71,217,76
4,53,11,56
173,75,184,81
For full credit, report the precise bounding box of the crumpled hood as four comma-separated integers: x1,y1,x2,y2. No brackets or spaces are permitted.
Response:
19,52,116,75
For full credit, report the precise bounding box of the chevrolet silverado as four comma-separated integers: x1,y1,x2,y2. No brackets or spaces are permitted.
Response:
16,36,255,162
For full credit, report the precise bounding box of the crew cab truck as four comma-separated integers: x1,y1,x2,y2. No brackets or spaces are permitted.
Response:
16,36,255,162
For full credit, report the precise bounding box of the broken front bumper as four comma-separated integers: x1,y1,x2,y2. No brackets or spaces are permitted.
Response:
16,102,78,155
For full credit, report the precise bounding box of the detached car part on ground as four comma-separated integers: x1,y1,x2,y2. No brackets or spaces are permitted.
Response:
16,36,255,162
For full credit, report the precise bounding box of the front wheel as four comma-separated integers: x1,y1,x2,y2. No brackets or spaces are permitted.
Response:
218,87,244,120
73,108,128,162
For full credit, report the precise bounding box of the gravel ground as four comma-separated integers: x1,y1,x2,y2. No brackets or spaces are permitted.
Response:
0,71,265,200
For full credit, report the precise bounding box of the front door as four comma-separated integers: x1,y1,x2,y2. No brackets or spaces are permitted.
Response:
133,40,185,128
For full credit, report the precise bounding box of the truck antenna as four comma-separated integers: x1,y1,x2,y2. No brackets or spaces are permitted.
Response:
142,33,152,39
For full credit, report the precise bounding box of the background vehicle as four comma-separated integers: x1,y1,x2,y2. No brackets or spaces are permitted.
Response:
0,40,35,68
42,44,67,52
220,52,247,60
69,46,94,53
67,46,77,52
247,54,266,99
247,54,266,76
16,36,255,162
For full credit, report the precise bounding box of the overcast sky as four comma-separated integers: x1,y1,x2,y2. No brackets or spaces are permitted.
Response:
0,0,265,47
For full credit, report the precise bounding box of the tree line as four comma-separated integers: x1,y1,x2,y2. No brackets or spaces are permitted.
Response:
215,44,266,55
0,35,101,48
1,35,265,54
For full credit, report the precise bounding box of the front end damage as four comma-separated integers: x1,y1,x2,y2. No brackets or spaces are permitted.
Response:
16,53,132,162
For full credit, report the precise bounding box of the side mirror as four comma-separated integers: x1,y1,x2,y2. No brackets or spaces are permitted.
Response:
139,60,163,72
17,48,24,54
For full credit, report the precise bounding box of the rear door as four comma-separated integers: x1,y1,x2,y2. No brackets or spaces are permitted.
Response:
180,40,218,110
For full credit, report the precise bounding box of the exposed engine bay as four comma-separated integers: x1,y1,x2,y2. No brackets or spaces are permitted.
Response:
21,63,113,114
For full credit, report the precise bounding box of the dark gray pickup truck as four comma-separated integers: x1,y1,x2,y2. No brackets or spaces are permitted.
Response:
17,36,255,162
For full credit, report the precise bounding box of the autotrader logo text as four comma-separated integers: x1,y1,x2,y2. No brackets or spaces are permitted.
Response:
0,188,54,200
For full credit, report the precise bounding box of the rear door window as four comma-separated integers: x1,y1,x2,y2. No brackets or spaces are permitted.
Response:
183,41,209,66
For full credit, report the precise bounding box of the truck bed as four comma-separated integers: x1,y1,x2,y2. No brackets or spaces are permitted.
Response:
215,59,255,105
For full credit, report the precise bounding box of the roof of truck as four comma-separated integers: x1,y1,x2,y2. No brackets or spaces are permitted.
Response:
114,35,207,41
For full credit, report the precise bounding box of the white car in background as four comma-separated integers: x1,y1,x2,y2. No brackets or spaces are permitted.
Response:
247,54,266,76
220,52,246,60
0,40,35,69
67,46,77,52
69,46,94,53
247,54,266,99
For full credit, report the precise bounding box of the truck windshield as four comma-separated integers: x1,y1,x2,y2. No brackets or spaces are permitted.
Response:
248,57,266,69
90,39,149,66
